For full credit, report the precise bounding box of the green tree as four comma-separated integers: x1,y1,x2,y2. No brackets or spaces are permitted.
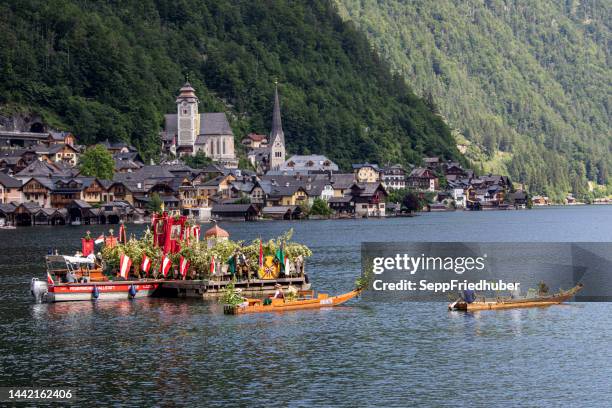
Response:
182,151,212,169
309,198,333,216
147,193,163,213
79,144,114,180
234,195,251,204
402,192,422,212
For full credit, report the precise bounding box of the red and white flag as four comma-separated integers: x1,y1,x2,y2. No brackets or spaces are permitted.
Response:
141,255,151,276
119,224,127,243
193,225,200,242
119,253,132,280
179,256,190,280
210,255,216,275
47,271,55,285
94,234,105,245
259,240,264,268
159,255,172,278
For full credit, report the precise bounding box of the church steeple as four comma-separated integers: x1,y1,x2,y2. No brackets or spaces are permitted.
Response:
269,81,286,170
270,82,284,145
176,81,199,151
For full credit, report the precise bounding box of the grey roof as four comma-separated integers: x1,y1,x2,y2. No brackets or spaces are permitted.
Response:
70,200,92,209
35,207,60,216
0,203,16,214
351,182,387,197
16,160,69,178
231,180,255,193
49,131,69,141
328,195,352,203
22,177,55,190
201,175,226,187
164,112,233,137
212,203,258,213
18,202,42,212
329,173,356,189
262,206,300,215
382,164,405,173
278,155,339,172
0,172,21,188
0,156,19,165
114,158,142,171
409,167,435,178
352,163,381,171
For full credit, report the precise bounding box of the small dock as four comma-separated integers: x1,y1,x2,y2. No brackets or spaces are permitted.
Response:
157,276,310,299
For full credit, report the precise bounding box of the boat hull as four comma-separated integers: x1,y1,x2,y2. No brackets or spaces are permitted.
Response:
47,281,162,302
449,284,583,311
225,289,361,314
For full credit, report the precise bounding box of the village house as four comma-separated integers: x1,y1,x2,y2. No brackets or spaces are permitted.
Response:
328,195,354,215
381,164,406,190
349,182,388,217
113,150,144,173
531,195,549,206
20,177,53,207
268,183,309,207
211,203,260,221
423,157,441,171
262,205,303,220
328,173,357,197
0,149,39,174
443,162,466,178
353,163,381,183
198,174,237,200
36,144,79,167
241,133,268,149
0,172,22,204
407,167,438,191
104,181,135,205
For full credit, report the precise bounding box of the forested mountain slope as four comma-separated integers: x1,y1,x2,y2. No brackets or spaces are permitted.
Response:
0,0,462,169
336,0,611,197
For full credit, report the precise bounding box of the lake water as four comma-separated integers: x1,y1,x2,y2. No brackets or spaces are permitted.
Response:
1,206,612,407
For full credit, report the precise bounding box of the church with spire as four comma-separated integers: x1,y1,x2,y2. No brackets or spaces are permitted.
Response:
246,83,287,173
160,80,238,168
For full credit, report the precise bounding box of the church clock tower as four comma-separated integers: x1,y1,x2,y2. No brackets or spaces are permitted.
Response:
176,81,200,154
269,82,286,170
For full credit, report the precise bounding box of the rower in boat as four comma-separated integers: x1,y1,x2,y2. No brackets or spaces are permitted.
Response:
224,288,361,314
448,283,583,311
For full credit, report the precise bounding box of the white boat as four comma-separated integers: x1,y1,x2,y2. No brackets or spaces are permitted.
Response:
0,219,16,229
31,255,162,302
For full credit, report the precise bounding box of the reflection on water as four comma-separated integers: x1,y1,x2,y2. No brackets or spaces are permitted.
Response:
1,206,612,406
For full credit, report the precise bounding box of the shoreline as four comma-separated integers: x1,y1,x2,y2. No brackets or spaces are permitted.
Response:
2,204,610,229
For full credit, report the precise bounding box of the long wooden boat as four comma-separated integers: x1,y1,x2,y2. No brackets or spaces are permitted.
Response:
224,289,361,314
449,284,583,311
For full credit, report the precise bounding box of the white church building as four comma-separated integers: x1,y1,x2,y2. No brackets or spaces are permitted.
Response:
161,82,238,168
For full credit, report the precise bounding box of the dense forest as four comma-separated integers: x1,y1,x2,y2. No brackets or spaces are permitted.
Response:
0,0,462,170
337,0,611,199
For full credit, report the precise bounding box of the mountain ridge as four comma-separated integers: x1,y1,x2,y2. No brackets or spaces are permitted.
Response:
336,0,611,198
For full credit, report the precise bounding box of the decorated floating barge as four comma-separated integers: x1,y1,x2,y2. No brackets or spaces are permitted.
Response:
31,215,311,303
